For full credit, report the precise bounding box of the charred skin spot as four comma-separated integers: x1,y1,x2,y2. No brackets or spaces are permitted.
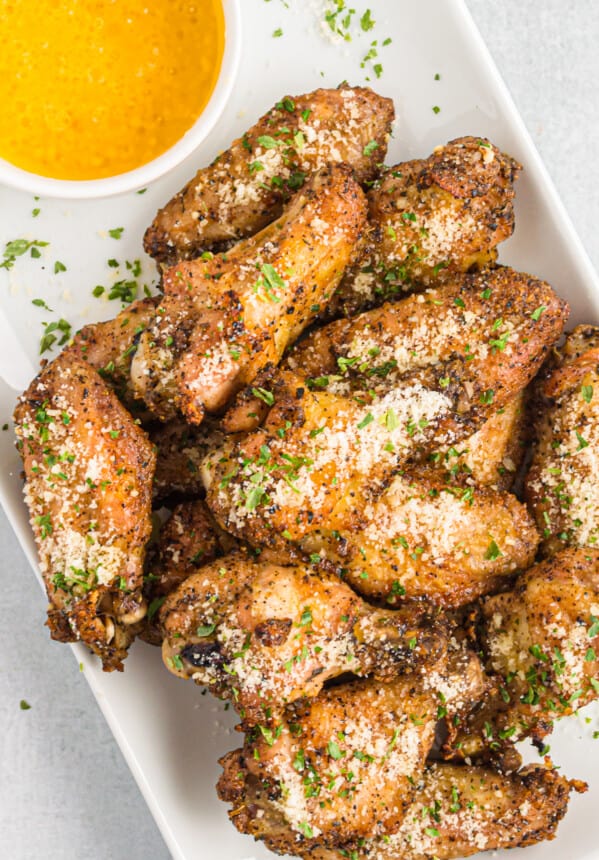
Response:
254,617,293,647
181,640,224,668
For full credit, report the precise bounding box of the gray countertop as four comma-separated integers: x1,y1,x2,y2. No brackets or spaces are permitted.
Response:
1,2,598,858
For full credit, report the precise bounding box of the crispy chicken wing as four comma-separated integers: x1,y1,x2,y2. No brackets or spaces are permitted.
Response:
206,269,566,548
160,554,446,724
287,267,567,394
143,85,394,265
450,547,599,760
14,353,156,670
217,644,485,851
219,758,575,860
329,136,520,317
298,469,539,608
222,675,440,848
525,325,599,555
131,165,367,424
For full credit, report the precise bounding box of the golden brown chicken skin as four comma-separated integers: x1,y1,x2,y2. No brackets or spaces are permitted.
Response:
131,165,367,424
429,391,526,490
206,269,567,549
14,353,156,670
329,136,520,317
218,758,576,860
525,325,599,555
160,555,446,725
299,469,539,609
449,547,599,761
143,85,394,266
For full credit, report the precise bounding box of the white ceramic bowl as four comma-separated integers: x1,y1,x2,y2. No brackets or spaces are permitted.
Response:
0,0,242,199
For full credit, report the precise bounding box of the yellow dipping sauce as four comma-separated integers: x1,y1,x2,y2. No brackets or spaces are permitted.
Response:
0,0,225,179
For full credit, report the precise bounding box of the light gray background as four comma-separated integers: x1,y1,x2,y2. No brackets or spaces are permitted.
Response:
1,2,598,858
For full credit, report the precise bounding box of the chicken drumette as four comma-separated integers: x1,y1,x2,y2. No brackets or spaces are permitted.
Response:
143,85,394,265
160,554,446,724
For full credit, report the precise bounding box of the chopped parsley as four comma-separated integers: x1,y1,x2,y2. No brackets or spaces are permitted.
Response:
39,318,72,354
0,238,48,270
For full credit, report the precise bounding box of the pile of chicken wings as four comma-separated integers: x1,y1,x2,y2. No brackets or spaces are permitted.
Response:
14,85,599,860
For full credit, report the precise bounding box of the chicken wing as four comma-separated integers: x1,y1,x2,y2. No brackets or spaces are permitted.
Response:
131,164,368,424
160,554,446,725
525,324,599,555
221,675,440,848
206,269,566,548
218,757,575,860
449,547,599,760
217,641,485,851
143,85,394,265
14,353,156,670
328,136,520,317
298,469,539,609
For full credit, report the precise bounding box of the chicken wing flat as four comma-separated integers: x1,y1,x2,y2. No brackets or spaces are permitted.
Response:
14,353,156,670
450,547,599,760
329,136,520,317
221,675,440,849
298,469,539,608
131,164,367,424
206,269,566,548
160,554,446,724
151,418,226,499
143,85,394,266
217,647,485,852
141,499,234,645
287,268,567,398
65,296,158,411
218,758,575,860
525,324,599,555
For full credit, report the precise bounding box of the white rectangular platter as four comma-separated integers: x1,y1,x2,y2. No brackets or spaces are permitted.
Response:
1,2,598,859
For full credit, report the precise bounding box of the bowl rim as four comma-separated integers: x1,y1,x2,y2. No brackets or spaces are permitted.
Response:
0,0,242,200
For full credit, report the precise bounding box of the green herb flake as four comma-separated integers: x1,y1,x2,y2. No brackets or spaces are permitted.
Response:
357,412,374,429
484,539,503,561
360,9,375,30
197,623,217,637
0,238,49,270
252,387,275,406
19,699,31,710
108,227,124,239
327,740,344,760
